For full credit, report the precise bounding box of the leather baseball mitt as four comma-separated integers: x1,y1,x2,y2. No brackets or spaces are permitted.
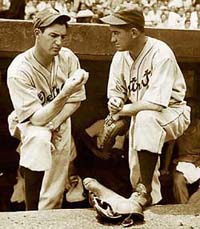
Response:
99,115,130,151
93,196,123,221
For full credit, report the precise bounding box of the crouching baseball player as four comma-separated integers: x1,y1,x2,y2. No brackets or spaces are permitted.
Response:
83,7,191,226
7,8,89,210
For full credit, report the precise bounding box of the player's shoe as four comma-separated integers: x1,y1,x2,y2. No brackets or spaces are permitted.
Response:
66,175,86,203
129,183,152,208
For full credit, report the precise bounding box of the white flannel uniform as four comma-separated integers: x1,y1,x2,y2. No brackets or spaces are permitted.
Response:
108,37,191,204
7,47,86,209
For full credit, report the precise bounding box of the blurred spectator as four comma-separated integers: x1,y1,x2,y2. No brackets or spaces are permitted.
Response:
37,0,46,11
1,0,200,29
65,1,77,22
0,0,25,19
90,3,104,23
107,0,124,11
142,0,157,6
0,0,10,10
162,0,170,8
183,18,195,28
182,0,193,8
177,6,186,26
191,3,200,28
122,0,138,8
25,0,38,20
193,0,200,6
167,8,182,27
185,9,192,19
169,0,184,8
34,0,47,11
157,11,170,27
75,1,94,22
148,2,161,26
76,8,94,22
55,0,68,13
47,0,56,9
143,5,153,26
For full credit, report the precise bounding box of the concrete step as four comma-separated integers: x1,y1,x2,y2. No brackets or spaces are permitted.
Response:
0,204,199,228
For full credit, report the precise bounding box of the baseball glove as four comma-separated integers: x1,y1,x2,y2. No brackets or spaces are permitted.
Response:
99,115,130,151
79,130,112,160
92,195,142,227
92,195,123,221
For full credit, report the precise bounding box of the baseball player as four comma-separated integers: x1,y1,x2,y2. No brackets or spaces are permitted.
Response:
7,8,88,210
85,7,191,223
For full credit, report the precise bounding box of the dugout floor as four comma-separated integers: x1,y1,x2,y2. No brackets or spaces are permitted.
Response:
0,204,199,229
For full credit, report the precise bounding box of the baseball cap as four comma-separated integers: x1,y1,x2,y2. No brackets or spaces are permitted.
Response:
76,9,94,18
33,8,70,29
100,7,144,28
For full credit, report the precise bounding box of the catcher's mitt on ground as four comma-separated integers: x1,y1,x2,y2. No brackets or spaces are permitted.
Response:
83,178,144,227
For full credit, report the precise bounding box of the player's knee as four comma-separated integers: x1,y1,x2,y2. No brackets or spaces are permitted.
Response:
135,110,157,125
24,127,52,145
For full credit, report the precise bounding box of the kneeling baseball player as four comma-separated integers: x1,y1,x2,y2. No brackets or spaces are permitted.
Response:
83,7,191,227
7,8,89,210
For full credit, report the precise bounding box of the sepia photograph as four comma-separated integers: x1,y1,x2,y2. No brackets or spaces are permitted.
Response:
0,0,200,228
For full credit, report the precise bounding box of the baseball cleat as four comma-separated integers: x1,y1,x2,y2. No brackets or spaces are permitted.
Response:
129,183,152,208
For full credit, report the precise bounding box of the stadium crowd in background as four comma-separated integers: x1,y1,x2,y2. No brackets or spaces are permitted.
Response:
0,0,200,29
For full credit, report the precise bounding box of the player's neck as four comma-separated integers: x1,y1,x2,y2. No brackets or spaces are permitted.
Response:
33,47,53,72
129,36,147,61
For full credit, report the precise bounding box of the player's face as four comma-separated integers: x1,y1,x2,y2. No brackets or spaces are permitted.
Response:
109,26,134,51
37,24,67,56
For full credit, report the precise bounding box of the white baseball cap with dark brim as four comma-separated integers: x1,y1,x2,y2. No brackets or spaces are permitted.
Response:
100,8,145,28
33,8,70,29
75,9,94,18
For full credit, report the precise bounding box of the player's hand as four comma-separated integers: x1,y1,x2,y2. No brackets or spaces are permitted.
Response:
108,97,123,114
62,69,89,96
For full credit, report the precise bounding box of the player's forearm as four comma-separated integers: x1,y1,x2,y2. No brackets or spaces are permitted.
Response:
30,95,68,126
114,101,163,118
50,102,81,130
30,69,88,126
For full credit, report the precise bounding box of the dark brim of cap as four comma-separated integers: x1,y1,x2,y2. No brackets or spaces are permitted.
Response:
100,14,128,25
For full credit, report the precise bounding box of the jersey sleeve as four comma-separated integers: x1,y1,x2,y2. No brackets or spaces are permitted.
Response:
142,58,176,107
107,53,128,102
7,74,42,123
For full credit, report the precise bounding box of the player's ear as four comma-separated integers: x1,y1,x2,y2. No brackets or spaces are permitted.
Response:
130,27,140,39
34,28,41,37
